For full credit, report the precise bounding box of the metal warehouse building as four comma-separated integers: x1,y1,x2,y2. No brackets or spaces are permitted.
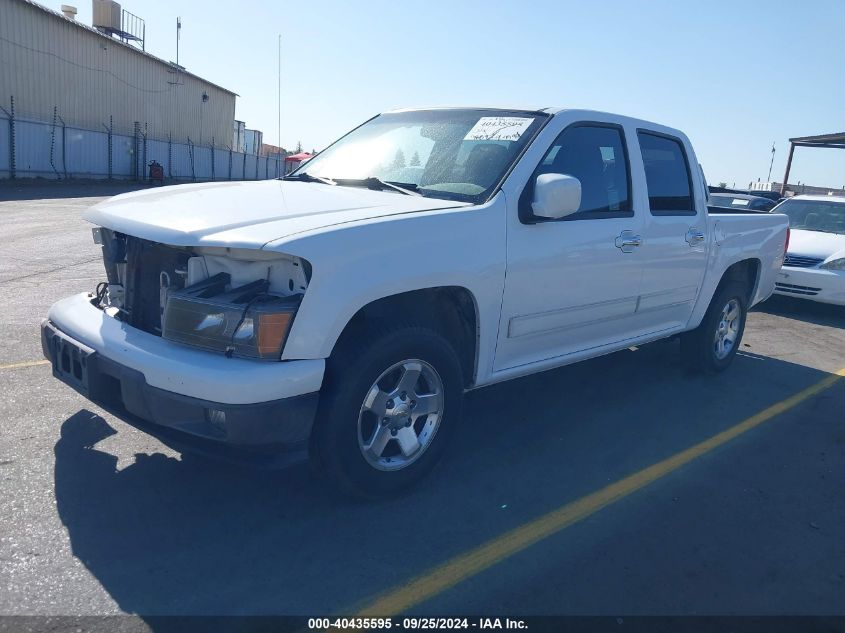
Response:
0,0,236,144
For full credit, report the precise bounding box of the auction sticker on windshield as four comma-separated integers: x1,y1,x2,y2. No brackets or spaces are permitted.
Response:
464,116,534,141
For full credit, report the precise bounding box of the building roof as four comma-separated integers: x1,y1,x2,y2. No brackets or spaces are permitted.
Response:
18,0,238,96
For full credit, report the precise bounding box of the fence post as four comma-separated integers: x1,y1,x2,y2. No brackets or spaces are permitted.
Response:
102,116,113,180
58,114,67,179
49,106,60,179
132,121,141,181
0,96,16,179
242,151,246,181
255,154,259,180
228,146,232,181
9,96,15,179
265,155,268,180
168,132,173,179
187,136,195,181
210,137,215,181
142,123,148,182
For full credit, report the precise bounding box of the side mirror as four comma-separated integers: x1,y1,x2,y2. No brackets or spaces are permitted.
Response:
531,173,581,220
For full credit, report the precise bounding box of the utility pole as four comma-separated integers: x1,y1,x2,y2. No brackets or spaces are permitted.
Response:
176,17,181,66
767,142,776,183
278,34,282,153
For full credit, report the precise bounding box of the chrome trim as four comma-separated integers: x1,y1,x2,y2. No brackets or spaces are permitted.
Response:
615,231,643,253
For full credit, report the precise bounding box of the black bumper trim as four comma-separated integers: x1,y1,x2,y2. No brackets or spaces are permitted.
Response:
42,320,318,468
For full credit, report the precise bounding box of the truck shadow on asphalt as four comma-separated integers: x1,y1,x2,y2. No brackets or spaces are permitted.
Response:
754,295,845,330
52,342,837,617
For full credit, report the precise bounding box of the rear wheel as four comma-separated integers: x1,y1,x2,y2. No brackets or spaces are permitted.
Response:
681,281,748,372
312,325,463,499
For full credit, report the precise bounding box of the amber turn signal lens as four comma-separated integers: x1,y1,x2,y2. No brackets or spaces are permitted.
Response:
257,312,293,357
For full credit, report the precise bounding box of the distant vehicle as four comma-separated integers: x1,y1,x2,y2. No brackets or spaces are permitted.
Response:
42,107,789,497
708,187,784,205
744,190,784,203
709,193,778,212
773,195,845,305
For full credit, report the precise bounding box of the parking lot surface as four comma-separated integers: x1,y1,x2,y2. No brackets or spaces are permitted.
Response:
1,183,844,617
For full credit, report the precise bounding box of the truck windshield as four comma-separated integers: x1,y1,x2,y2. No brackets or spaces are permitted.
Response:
289,109,548,203
775,199,845,234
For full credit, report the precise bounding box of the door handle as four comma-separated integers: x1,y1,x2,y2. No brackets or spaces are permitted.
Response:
615,232,642,253
686,228,706,246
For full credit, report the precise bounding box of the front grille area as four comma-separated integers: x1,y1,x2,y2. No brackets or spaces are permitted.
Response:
123,237,190,335
775,282,821,296
783,254,824,268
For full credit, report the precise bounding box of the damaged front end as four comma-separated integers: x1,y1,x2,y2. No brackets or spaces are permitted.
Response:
92,227,310,360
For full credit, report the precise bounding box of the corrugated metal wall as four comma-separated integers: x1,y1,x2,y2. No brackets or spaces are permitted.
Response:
0,0,237,145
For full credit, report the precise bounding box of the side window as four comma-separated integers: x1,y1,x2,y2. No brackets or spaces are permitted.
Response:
638,131,695,215
532,125,631,217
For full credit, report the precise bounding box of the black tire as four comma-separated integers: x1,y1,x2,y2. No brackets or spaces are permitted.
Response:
681,281,748,373
311,324,463,499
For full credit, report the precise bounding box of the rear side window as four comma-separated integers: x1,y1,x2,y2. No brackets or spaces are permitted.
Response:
638,131,695,216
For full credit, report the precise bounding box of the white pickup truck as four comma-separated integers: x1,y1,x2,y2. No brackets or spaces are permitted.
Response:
42,108,789,497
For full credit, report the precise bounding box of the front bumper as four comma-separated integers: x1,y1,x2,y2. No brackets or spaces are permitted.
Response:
774,267,845,306
42,293,326,466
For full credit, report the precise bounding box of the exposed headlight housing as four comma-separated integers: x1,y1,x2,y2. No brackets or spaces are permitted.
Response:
162,272,301,360
820,257,845,271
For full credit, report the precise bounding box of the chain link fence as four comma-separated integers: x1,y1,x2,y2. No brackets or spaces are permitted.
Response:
0,96,282,182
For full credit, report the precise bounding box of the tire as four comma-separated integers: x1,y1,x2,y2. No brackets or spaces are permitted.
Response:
681,281,748,373
311,324,463,499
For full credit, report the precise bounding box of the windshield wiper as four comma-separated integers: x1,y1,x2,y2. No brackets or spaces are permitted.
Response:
281,172,336,186
336,177,422,196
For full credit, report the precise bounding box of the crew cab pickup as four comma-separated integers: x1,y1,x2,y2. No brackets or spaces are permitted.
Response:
42,108,789,497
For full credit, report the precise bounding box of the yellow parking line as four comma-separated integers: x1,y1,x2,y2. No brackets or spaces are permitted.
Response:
0,359,50,371
357,366,845,616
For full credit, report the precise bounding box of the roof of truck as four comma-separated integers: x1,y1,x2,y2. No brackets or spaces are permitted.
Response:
383,106,675,130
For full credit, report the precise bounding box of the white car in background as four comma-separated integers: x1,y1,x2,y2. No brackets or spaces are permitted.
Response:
774,195,845,305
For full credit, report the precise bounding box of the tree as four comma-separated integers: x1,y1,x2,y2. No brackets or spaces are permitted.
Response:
295,140,303,153
391,149,406,169
717,181,728,188
409,151,421,167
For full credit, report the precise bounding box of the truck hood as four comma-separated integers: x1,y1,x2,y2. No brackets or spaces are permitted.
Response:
84,180,470,248
787,228,845,259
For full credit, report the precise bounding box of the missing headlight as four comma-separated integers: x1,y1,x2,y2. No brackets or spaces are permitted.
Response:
162,272,302,360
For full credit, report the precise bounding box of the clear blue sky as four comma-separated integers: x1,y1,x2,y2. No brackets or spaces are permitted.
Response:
72,0,845,189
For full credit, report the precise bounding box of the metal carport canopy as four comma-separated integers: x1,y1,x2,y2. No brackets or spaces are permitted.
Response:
781,132,845,194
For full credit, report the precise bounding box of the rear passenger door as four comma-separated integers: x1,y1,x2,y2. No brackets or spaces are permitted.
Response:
634,130,709,332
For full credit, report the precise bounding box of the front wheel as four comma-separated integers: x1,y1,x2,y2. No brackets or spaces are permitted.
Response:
312,325,463,499
681,282,748,373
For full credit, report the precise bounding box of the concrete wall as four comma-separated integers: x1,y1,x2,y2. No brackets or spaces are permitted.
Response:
750,181,845,198
0,0,237,145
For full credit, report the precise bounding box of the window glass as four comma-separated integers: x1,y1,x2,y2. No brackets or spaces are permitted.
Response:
295,109,546,203
535,125,631,216
638,132,695,214
749,198,775,211
776,199,845,234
